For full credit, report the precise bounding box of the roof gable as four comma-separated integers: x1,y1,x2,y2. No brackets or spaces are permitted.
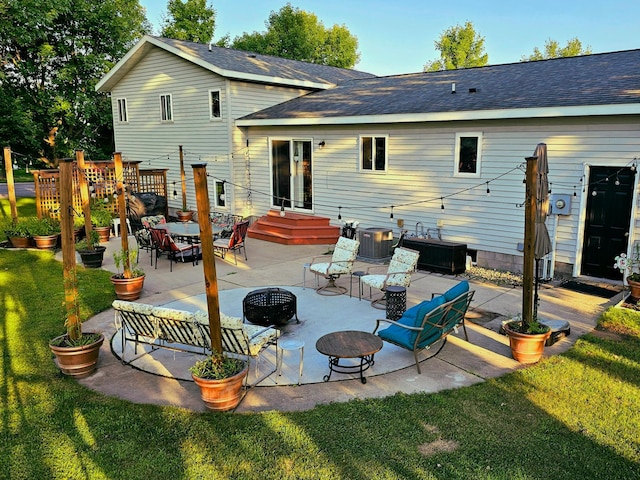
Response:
238,49,640,125
96,35,375,92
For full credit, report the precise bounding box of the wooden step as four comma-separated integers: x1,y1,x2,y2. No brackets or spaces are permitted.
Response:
248,211,340,245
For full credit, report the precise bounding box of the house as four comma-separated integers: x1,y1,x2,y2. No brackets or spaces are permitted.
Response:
97,35,640,281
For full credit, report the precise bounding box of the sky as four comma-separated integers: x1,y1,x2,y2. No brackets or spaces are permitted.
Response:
139,0,640,76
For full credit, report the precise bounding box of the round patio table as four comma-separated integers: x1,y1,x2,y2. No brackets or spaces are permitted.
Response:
315,330,383,384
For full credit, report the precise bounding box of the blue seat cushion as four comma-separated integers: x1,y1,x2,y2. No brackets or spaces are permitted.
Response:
378,296,446,348
443,280,469,302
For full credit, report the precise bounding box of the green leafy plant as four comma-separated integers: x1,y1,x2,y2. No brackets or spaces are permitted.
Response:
90,199,114,227
75,230,100,251
189,350,246,380
113,247,144,278
3,217,31,237
27,216,61,236
614,242,640,282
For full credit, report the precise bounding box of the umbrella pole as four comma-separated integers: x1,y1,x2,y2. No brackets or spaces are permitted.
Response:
534,258,540,321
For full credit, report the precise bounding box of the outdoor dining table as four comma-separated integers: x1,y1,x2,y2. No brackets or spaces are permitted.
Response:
153,222,224,242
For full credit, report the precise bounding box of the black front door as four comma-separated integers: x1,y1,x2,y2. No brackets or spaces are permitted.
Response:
581,166,635,279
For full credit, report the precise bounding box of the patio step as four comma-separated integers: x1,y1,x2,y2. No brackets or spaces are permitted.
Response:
248,210,340,245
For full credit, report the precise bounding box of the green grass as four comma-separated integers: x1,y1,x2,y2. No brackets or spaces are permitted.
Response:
0,168,34,183
0,198,38,242
1,249,639,478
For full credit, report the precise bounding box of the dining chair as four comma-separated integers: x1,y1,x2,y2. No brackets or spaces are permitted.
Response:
213,220,249,264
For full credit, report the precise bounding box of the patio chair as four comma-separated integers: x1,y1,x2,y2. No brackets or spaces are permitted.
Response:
361,247,420,308
213,220,249,264
308,236,360,295
373,280,475,373
135,215,166,264
164,233,201,272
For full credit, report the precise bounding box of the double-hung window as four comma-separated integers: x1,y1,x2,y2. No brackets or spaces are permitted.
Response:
454,132,482,176
117,98,128,123
160,94,173,122
360,135,387,172
209,89,221,120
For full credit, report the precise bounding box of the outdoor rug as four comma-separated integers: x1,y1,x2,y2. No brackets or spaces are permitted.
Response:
560,280,621,299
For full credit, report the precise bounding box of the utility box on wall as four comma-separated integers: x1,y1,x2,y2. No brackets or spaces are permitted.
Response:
358,227,393,260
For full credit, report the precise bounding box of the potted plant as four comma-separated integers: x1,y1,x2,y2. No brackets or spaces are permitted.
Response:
176,206,195,222
110,247,145,301
28,216,61,249
75,230,106,268
90,199,114,242
3,218,32,248
614,243,640,299
502,313,551,364
189,350,248,411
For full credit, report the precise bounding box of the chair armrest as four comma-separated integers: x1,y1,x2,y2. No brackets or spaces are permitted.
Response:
246,325,278,341
309,254,332,265
365,265,388,274
373,318,422,334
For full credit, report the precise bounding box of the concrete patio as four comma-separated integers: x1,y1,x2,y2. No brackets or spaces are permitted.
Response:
77,233,622,413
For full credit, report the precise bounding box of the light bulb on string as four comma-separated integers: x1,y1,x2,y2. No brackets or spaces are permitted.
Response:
573,186,577,197
548,182,552,194
486,181,490,195
280,199,285,217
441,197,445,210
615,175,620,186
592,189,597,197
389,205,394,220
337,206,342,220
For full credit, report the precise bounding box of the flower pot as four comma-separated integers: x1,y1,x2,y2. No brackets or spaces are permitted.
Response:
8,236,31,248
49,333,104,378
78,246,106,268
94,226,112,243
110,274,145,301
191,365,249,411
176,210,194,222
33,234,59,250
504,322,551,364
627,279,640,299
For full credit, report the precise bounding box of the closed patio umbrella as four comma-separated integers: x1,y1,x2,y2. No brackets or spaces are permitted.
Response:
533,143,552,318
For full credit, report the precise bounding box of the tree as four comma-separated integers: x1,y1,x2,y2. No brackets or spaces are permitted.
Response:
0,0,150,164
521,38,592,61
424,21,489,72
231,3,359,68
160,0,216,44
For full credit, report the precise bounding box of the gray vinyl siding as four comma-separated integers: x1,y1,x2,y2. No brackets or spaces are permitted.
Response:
243,117,640,271
109,47,311,214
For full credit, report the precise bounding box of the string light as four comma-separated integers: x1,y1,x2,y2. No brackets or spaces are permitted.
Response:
280,199,285,217
615,175,620,186
389,205,394,220
337,206,342,220
172,182,178,199
486,181,490,195
441,197,445,210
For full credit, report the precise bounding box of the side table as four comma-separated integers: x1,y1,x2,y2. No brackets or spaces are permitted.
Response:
351,271,366,300
385,285,406,321
276,339,304,385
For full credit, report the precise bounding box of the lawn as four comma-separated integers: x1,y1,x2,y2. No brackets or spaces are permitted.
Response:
0,198,639,478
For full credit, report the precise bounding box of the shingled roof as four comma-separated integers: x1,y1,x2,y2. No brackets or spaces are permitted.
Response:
238,49,640,125
96,35,375,92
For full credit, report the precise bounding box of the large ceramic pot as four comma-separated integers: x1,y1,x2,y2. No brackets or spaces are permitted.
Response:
176,210,194,222
33,234,59,250
8,236,31,248
78,246,107,268
49,333,104,378
191,365,249,411
504,322,551,364
627,278,640,299
110,274,145,301
94,226,112,243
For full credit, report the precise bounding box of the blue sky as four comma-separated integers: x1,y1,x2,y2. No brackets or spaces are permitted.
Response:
140,0,640,76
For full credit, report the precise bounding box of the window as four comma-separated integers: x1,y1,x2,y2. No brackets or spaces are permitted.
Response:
209,90,221,120
454,132,482,176
117,98,128,123
360,135,387,172
160,94,173,122
215,180,226,207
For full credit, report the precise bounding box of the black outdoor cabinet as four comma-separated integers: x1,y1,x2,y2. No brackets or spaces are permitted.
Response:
401,238,467,274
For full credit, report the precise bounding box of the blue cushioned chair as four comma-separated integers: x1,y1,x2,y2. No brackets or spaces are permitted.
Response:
373,283,475,373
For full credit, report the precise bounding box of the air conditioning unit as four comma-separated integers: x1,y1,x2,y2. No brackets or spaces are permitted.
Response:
358,228,393,260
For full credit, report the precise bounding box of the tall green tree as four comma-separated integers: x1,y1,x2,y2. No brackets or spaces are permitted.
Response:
0,0,149,165
160,0,216,44
231,3,359,68
521,38,592,61
424,21,489,71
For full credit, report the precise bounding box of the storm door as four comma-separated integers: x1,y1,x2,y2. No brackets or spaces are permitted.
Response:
581,166,634,278
271,139,312,211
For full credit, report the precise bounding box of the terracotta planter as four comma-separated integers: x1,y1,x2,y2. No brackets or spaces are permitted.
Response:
94,226,112,243
33,234,59,250
110,274,145,301
192,365,249,411
49,333,104,378
176,210,194,222
8,236,31,248
504,322,551,364
627,279,640,299
78,246,106,268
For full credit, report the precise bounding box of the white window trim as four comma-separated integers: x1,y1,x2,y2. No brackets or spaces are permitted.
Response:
359,134,388,173
116,98,128,123
160,94,173,122
454,132,483,177
209,89,222,121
